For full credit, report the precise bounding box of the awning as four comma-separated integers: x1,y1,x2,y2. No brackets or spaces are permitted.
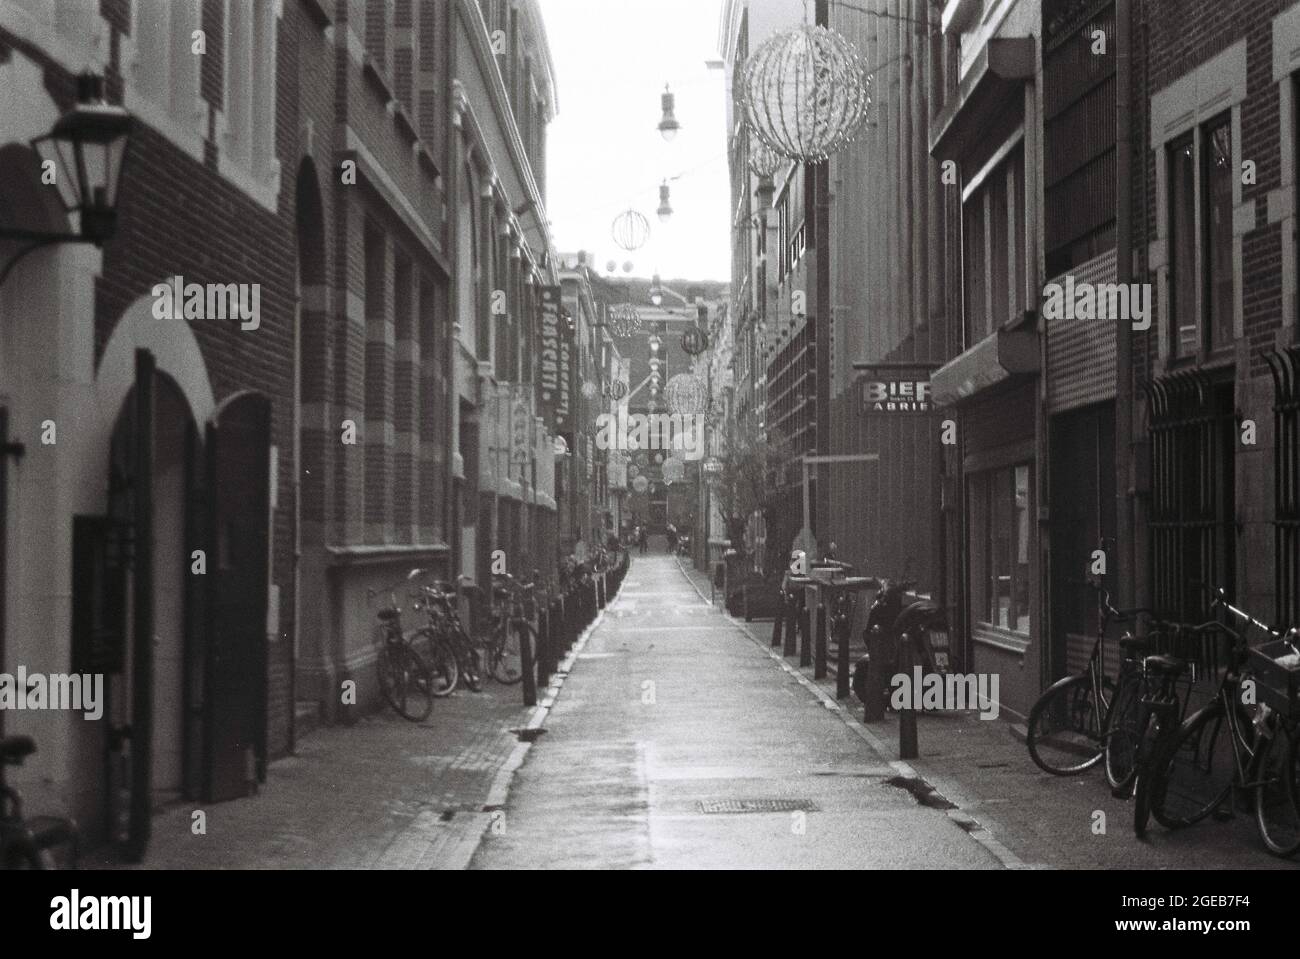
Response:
930,37,1036,160
931,321,1040,407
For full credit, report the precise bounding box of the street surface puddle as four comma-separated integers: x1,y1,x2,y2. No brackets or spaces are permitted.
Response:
883,775,957,810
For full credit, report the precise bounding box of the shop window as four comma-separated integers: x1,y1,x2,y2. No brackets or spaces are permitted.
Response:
961,147,1025,346
970,463,1033,634
1204,117,1234,352
1168,134,1197,357
1168,114,1234,359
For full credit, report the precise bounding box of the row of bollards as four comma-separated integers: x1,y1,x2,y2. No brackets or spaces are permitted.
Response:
521,551,629,707
769,574,917,760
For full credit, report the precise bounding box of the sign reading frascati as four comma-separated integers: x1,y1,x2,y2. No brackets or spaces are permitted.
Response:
539,285,562,427
861,372,932,413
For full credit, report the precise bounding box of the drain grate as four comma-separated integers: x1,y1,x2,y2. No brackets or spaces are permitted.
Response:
697,798,819,815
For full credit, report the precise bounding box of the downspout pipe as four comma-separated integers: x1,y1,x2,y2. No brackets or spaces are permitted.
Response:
1115,0,1136,609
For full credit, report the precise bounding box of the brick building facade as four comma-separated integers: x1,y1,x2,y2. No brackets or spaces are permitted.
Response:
0,0,564,864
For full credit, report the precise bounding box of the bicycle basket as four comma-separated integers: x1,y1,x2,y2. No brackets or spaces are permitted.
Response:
1247,638,1300,718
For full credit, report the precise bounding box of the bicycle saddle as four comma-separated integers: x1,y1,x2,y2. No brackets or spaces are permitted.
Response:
0,735,36,764
377,607,400,621
1143,653,1187,676
1118,634,1148,652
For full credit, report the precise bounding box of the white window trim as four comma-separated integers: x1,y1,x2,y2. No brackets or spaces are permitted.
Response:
1149,39,1248,366
0,1,110,77
1272,4,1300,343
118,0,206,164
214,0,282,213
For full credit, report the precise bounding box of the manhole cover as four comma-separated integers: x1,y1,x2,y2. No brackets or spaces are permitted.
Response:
697,798,819,814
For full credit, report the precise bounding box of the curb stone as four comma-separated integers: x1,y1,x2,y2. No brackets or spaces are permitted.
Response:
465,578,622,867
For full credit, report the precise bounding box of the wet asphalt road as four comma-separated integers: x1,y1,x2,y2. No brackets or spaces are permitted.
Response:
471,555,998,869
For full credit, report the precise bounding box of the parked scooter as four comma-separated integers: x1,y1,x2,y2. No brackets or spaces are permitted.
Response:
852,578,952,709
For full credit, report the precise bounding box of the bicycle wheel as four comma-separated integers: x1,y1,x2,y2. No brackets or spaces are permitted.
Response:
1130,708,1168,837
488,621,527,685
1255,718,1300,857
412,629,459,697
1103,670,1144,791
378,642,434,722
1148,701,1235,831
1027,674,1106,775
2,841,55,869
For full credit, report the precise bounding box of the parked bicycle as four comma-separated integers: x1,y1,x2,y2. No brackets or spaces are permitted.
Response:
1138,590,1300,856
409,574,483,695
1,736,78,869
482,572,538,685
1026,580,1162,776
366,575,436,722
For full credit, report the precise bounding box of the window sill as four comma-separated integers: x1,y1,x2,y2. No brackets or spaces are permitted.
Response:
363,54,396,109
972,622,1030,655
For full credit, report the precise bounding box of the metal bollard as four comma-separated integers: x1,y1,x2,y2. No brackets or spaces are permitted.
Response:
799,593,812,668
520,614,538,707
537,606,552,687
835,610,851,700
814,600,827,679
898,638,918,759
771,588,784,648
783,591,799,658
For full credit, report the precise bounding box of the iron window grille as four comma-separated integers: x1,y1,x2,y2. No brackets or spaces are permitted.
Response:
1144,370,1236,623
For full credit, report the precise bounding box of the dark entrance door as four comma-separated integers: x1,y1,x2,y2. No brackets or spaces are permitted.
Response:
204,391,271,802
1049,403,1117,681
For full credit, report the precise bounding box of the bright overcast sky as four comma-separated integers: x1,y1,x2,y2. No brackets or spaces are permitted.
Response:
538,0,729,282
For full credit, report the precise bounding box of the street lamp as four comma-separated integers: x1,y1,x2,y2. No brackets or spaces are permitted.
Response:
1,72,132,285
649,274,664,307
657,84,680,141
656,181,673,222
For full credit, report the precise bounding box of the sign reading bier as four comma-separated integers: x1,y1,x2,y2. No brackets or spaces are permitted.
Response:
539,285,563,427
861,374,932,413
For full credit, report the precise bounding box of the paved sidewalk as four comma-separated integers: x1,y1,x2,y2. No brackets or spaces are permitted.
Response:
85,679,543,870
676,559,1298,870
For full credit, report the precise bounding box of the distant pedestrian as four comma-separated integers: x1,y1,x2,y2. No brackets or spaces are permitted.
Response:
666,523,678,554
637,525,648,556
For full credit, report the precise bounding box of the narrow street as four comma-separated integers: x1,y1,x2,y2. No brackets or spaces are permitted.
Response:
471,555,998,869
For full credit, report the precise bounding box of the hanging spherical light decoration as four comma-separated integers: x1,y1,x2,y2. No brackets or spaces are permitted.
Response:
622,260,635,273
748,137,784,179
664,373,709,416
741,24,873,163
611,209,651,251
608,303,642,337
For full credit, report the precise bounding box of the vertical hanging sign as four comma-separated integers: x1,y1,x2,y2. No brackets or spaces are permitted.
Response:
556,305,573,431
539,285,562,428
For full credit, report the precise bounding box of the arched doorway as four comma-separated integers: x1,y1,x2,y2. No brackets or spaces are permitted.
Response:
101,357,205,859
